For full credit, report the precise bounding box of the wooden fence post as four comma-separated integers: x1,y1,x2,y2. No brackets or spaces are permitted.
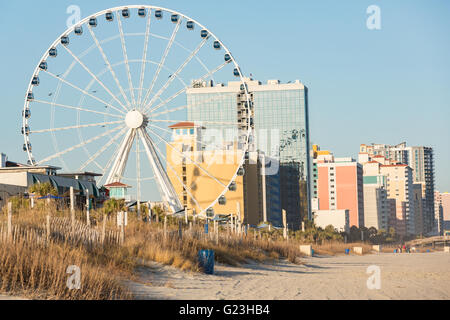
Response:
7,202,12,242
101,214,106,245
46,214,50,243
120,223,124,245
282,209,287,240
215,221,219,245
164,216,167,241
230,214,234,234
120,212,125,245
70,187,75,233
86,189,90,227
178,220,183,240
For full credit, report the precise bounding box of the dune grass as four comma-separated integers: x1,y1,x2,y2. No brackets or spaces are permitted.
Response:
312,242,374,256
0,206,378,299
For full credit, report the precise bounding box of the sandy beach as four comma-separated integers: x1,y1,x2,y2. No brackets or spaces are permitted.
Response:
128,252,450,300
0,295,28,300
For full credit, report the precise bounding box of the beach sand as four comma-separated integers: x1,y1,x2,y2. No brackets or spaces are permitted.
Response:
0,294,28,300
128,252,450,300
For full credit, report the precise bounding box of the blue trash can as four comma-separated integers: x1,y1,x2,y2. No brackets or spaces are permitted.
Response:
345,249,350,255
198,250,215,275
311,249,315,256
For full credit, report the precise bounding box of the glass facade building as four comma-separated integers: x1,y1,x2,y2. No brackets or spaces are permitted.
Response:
187,79,311,229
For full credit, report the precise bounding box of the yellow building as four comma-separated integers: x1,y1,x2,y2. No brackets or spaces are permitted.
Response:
166,122,262,224
312,144,331,159
379,164,415,236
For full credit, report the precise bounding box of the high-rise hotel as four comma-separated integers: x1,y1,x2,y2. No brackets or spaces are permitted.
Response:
185,78,311,229
360,143,435,234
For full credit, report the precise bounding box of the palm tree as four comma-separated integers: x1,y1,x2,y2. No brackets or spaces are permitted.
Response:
103,198,126,216
29,182,57,197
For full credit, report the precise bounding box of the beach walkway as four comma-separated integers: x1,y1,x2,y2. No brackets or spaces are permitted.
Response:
128,252,450,300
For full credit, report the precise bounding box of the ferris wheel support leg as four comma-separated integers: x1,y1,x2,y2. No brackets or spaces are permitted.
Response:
106,128,136,184
139,128,183,214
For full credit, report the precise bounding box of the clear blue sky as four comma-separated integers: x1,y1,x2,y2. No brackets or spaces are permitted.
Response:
0,0,449,191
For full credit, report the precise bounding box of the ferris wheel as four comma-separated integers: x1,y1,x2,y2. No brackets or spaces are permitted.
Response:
21,5,251,217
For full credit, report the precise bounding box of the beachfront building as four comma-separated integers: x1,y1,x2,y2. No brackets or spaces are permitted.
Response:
362,174,389,231
104,182,132,201
314,209,350,233
379,164,415,237
186,78,311,229
359,143,435,235
312,148,364,228
441,193,450,232
0,153,99,209
165,122,271,226
434,191,445,236
359,155,418,237
412,184,425,235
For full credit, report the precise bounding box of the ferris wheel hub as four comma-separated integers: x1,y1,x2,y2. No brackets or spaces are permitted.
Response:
125,110,145,129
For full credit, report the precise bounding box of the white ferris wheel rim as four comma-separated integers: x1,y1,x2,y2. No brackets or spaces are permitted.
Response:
22,5,252,217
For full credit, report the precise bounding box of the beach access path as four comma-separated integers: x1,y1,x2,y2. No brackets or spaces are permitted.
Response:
128,252,450,300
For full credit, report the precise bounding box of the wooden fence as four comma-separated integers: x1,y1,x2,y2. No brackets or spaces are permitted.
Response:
0,215,122,247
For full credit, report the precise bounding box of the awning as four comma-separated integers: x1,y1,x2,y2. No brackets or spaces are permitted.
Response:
28,173,99,198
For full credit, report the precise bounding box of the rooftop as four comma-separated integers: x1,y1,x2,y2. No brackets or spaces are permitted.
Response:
169,122,196,129
104,182,132,188
380,164,408,168
58,172,102,177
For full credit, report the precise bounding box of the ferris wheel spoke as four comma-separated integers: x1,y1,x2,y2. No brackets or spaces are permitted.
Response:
117,13,137,109
136,129,142,214
78,126,128,172
139,128,183,213
146,126,227,189
151,118,237,126
105,128,136,184
146,60,229,116
97,132,126,186
44,70,126,116
137,11,152,107
141,19,182,109
37,125,124,165
151,91,233,119
143,37,209,114
149,133,205,213
87,25,132,109
33,99,123,119
151,104,187,119
30,120,123,134
62,45,129,112
148,122,226,151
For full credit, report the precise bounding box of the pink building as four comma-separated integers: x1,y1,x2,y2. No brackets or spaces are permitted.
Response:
442,193,450,231
315,156,364,228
